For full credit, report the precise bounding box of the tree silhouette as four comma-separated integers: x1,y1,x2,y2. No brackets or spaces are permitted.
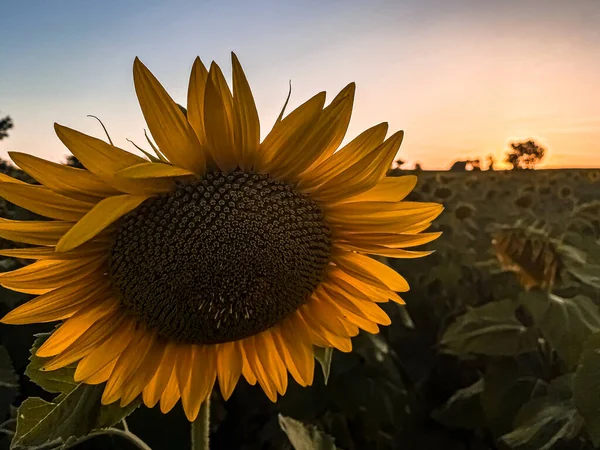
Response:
65,155,85,169
0,115,13,140
505,140,546,170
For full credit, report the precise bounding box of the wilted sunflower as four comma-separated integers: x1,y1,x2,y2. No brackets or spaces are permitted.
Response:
0,54,442,421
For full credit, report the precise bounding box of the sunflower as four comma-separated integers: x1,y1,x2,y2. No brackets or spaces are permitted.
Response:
0,54,442,421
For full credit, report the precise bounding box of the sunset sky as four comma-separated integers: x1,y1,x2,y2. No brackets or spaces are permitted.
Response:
1,0,599,169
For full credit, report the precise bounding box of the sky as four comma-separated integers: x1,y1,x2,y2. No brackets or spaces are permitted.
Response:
1,0,599,170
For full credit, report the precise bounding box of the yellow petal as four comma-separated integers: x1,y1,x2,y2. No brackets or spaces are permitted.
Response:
182,346,216,421
159,368,181,413
290,82,355,178
335,175,417,204
133,58,206,174
298,123,388,192
0,219,73,246
43,313,125,370
9,152,120,202
143,342,178,408
0,173,26,184
75,319,136,382
55,124,175,195
270,326,307,387
318,288,380,333
289,311,328,348
216,341,242,401
0,256,106,290
255,331,288,395
203,62,237,172
56,194,150,252
244,338,278,402
85,359,117,385
277,318,315,386
187,57,209,146
313,130,404,202
335,242,434,259
327,200,442,219
258,92,326,173
231,53,260,171
297,310,352,352
329,205,444,230
102,331,155,405
333,252,409,292
310,83,355,166
0,244,107,261
116,162,196,179
175,345,194,395
120,338,165,406
333,269,405,304
336,231,442,248
301,301,352,338
1,277,108,326
320,285,391,325
38,298,119,357
0,182,93,221
240,341,257,386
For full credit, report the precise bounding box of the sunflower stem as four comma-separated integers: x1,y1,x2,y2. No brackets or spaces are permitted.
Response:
191,397,211,450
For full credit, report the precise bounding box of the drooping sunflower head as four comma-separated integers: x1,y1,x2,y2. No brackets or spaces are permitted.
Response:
0,54,442,421
492,226,560,291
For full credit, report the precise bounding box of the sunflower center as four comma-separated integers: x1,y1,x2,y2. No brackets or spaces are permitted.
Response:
108,169,332,344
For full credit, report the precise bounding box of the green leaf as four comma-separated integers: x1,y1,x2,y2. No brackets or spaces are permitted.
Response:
568,264,600,289
314,347,333,385
278,414,338,450
480,359,546,438
0,345,18,389
25,334,77,395
11,333,140,449
521,292,600,369
575,332,600,446
440,299,537,357
11,385,140,449
0,345,19,419
499,377,583,450
431,379,486,430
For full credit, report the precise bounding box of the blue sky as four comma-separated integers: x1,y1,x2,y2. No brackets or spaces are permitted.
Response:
1,0,599,169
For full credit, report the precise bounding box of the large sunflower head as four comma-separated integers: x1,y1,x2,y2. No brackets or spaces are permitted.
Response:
0,54,442,421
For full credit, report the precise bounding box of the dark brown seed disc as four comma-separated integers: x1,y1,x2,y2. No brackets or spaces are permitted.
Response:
108,169,332,344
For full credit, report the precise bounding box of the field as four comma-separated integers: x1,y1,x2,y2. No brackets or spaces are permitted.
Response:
1,166,600,450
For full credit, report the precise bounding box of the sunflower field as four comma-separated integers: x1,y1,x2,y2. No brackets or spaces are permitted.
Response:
0,160,598,450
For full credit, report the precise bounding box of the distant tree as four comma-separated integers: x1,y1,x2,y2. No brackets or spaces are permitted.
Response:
393,158,406,169
65,155,85,169
449,160,468,171
487,155,495,171
414,163,423,171
470,159,481,171
0,115,13,140
505,140,546,170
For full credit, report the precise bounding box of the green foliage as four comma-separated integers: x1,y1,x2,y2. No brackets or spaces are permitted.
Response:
440,299,537,357
499,375,584,450
278,415,338,450
11,386,140,449
431,379,485,429
314,347,333,385
0,346,18,420
575,333,600,446
521,292,600,369
10,334,140,449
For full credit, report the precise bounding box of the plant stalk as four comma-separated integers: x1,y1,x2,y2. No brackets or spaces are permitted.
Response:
191,397,211,450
